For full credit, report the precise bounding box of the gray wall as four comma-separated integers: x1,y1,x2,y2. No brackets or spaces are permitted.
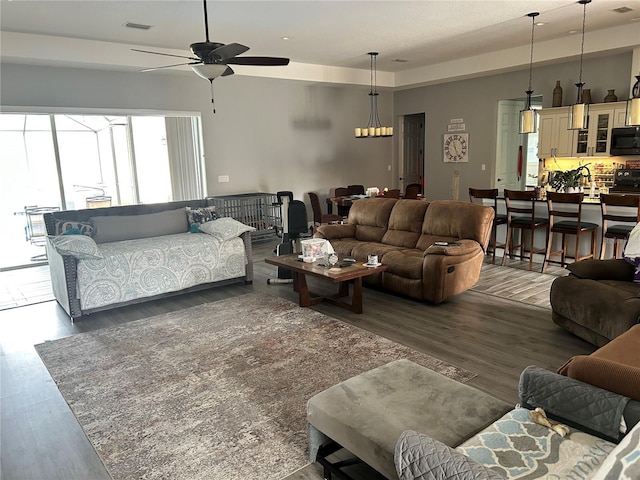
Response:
0,63,394,219
394,52,632,201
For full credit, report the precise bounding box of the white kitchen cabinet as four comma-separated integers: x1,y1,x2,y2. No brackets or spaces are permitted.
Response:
538,102,627,158
537,107,574,158
573,105,617,156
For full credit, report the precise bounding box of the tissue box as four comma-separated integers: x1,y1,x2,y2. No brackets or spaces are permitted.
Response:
301,238,326,263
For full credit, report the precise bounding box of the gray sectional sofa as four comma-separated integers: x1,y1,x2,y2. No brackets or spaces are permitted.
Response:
44,199,254,321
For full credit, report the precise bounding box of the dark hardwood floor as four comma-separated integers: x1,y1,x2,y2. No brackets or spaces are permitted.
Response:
0,238,595,480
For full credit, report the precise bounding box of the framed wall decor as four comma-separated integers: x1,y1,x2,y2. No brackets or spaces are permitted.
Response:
443,133,469,163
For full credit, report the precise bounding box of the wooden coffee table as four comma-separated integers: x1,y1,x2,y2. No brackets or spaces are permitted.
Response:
264,254,388,314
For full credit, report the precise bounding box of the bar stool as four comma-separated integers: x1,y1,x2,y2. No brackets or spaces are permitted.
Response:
469,188,507,263
502,189,550,271
543,191,598,272
599,193,640,259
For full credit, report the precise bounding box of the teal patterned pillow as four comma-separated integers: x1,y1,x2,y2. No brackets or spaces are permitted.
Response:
199,217,255,242
186,206,217,229
592,421,640,480
53,219,94,236
49,235,103,260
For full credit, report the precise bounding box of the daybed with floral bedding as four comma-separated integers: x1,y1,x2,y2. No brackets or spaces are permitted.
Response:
44,199,254,321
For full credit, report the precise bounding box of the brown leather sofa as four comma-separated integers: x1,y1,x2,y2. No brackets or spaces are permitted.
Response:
313,198,494,304
550,259,640,346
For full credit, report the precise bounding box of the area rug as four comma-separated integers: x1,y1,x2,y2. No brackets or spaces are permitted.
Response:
36,292,475,480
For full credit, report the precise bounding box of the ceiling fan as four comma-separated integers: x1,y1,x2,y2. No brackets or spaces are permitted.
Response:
133,0,289,110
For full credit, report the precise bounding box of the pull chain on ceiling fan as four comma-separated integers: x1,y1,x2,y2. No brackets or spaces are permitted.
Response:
133,0,289,112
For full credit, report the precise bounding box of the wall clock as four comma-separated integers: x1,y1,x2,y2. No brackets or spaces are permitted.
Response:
443,133,469,163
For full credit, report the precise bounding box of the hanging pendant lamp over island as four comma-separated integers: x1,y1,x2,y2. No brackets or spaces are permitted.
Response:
569,0,591,130
519,12,540,134
626,74,640,126
355,52,393,138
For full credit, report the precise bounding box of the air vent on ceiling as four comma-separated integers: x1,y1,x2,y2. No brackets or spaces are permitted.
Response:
125,22,152,30
393,59,409,63
613,6,634,13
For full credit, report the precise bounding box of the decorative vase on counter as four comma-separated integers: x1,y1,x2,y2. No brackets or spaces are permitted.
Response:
604,89,618,102
581,88,592,104
552,81,563,107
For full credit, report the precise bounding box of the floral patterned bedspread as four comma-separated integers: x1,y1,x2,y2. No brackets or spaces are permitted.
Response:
76,233,246,310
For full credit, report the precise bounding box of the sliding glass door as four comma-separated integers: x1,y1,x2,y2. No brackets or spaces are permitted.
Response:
0,112,205,269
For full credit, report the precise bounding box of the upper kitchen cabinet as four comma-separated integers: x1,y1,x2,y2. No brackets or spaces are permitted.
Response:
538,107,574,158
538,102,627,158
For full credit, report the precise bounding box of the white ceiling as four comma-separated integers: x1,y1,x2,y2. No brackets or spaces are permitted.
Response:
1,0,639,87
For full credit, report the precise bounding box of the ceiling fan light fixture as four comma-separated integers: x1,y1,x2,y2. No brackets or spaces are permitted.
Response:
354,52,393,139
191,63,228,81
568,0,591,131
519,12,539,135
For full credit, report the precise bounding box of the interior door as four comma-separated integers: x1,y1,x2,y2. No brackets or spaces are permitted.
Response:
495,100,525,192
401,113,425,192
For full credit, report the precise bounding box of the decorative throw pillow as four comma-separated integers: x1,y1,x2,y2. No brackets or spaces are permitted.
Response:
186,206,217,229
53,219,94,237
199,217,255,242
49,235,103,260
591,420,640,480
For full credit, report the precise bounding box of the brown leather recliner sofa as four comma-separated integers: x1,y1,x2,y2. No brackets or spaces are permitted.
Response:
550,258,640,347
313,198,494,304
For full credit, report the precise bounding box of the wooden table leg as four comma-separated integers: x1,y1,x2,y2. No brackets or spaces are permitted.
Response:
351,277,363,314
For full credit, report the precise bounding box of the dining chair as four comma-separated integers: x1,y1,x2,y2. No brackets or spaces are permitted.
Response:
383,189,401,198
543,191,598,271
404,183,421,199
334,187,350,217
347,184,365,196
308,192,343,231
599,193,640,259
468,188,507,264
502,189,550,272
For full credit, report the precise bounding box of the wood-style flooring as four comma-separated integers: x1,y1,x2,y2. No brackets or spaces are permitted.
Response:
0,238,594,480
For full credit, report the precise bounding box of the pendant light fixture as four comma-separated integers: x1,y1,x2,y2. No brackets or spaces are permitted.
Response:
569,0,591,130
519,12,540,134
354,52,393,138
626,74,640,126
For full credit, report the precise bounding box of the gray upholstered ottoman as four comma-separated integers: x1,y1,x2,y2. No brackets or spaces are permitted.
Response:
307,359,511,479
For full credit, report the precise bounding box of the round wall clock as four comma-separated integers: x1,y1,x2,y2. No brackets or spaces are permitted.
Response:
443,133,469,163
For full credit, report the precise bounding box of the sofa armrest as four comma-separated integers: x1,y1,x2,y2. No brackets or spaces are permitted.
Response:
45,238,83,320
519,365,630,441
423,239,481,257
395,430,505,480
558,355,640,402
566,258,635,281
314,223,356,240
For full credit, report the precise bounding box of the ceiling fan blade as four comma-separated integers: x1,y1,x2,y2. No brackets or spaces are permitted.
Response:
209,43,250,61
225,56,290,66
222,66,235,77
141,61,202,72
132,48,200,62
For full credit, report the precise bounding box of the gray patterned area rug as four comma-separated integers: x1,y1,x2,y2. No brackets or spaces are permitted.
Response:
36,292,475,480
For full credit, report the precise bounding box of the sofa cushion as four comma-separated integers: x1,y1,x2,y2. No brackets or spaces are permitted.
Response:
199,217,255,242
49,234,103,260
381,200,429,248
347,198,397,243
91,208,189,243
416,201,493,251
567,259,635,282
592,420,640,480
457,408,616,480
